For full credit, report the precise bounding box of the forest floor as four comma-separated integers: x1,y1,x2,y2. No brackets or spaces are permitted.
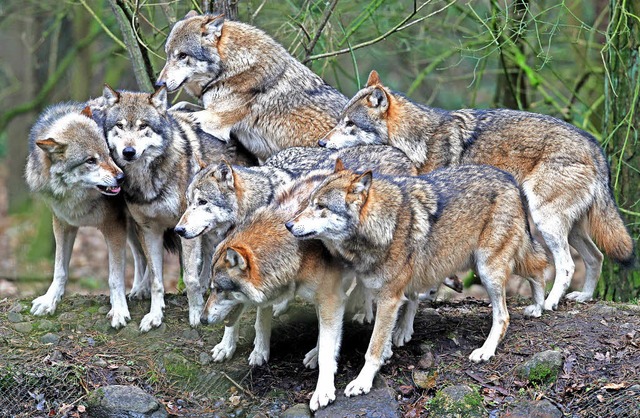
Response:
1,293,639,417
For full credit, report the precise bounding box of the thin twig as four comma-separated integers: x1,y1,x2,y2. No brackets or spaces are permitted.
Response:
78,0,127,50
305,0,457,62
303,0,340,63
221,372,255,399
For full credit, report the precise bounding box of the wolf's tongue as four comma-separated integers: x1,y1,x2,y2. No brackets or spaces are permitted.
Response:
107,186,121,194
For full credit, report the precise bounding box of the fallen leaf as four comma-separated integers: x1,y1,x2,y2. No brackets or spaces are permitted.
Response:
597,394,605,403
77,405,86,413
594,352,606,361
229,395,241,406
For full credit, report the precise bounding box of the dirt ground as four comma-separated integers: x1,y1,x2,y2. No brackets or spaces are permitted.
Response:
1,293,638,417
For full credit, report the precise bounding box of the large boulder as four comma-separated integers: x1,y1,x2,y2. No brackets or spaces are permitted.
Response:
87,385,167,418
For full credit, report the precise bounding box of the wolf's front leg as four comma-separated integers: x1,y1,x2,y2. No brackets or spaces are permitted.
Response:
138,228,166,332
212,323,241,362
31,216,78,316
127,222,149,300
345,290,403,398
191,110,232,142
182,237,205,327
393,293,419,347
103,222,130,329
249,305,273,366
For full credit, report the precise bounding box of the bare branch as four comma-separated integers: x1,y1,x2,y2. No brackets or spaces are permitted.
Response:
302,0,340,64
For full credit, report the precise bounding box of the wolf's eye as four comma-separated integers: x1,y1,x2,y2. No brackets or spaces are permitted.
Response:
198,199,208,206
344,120,355,128
139,122,148,130
85,157,97,165
177,52,188,60
316,203,327,210
115,122,125,129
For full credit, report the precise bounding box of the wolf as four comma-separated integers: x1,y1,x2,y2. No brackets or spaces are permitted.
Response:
100,85,251,331
25,103,130,329
286,163,549,403
201,174,351,412
321,70,635,310
156,11,347,162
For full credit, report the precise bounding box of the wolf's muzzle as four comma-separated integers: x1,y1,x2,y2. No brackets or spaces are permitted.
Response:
122,147,136,161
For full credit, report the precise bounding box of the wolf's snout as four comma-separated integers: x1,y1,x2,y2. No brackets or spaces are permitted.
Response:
200,316,208,325
318,139,327,147
155,79,166,87
174,226,186,237
285,221,294,232
115,172,125,185
215,277,237,292
122,147,136,160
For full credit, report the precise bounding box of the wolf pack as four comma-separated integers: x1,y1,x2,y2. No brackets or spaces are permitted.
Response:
25,12,635,412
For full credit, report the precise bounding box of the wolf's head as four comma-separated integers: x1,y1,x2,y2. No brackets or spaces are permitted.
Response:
156,11,225,96
175,161,238,239
33,106,123,196
320,71,390,149
102,86,169,167
286,159,371,241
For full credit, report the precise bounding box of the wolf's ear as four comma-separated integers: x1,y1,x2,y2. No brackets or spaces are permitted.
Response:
213,160,234,189
150,86,168,111
103,84,120,106
334,158,345,173
80,106,93,119
184,10,199,19
366,70,381,87
36,138,67,155
350,171,372,196
202,14,224,41
226,247,248,271
368,88,388,112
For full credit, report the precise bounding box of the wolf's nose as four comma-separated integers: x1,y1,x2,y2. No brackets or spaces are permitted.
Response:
318,139,327,147
115,172,125,185
155,80,166,87
200,316,208,325
285,221,294,232
122,147,136,160
174,226,186,237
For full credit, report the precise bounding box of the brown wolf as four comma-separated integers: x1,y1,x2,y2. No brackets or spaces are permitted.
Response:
321,70,634,310
157,12,347,161
286,163,549,403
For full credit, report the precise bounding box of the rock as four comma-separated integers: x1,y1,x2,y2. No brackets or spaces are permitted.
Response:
7,312,23,323
9,302,24,313
516,350,563,383
181,328,199,340
94,318,114,334
507,399,562,418
280,403,311,418
91,356,109,368
12,322,32,333
58,312,78,322
315,376,399,418
40,333,60,345
199,352,212,365
87,385,168,418
413,369,438,390
37,319,57,331
119,321,140,339
590,303,617,316
98,306,111,315
426,384,485,417
417,351,435,369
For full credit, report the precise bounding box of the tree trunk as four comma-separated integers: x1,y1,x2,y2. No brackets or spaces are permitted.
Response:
600,0,640,301
203,0,239,20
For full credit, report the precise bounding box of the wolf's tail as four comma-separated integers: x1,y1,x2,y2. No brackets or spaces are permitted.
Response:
588,187,635,267
516,237,549,279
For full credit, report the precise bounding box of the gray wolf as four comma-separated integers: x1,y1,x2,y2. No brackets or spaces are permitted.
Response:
25,103,130,329
100,85,250,331
156,12,347,162
321,70,634,310
286,163,549,403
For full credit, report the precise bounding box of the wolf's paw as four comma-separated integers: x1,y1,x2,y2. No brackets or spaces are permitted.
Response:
565,291,593,303
272,299,290,317
128,286,150,300
392,326,413,347
310,383,336,411
189,309,202,328
345,377,373,397
303,347,319,369
30,295,59,316
543,299,559,311
382,344,394,363
469,347,495,363
108,308,131,329
211,342,236,362
523,304,543,318
248,348,269,366
139,312,163,332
